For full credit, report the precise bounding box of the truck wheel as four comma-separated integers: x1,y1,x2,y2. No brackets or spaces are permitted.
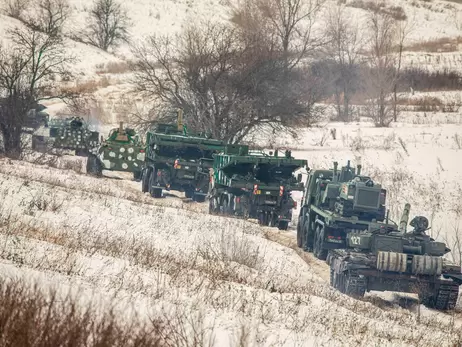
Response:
193,194,206,203
86,154,103,177
313,225,328,260
141,167,152,193
257,212,266,226
303,221,313,252
296,216,304,247
133,171,142,182
278,221,289,230
148,169,162,198
185,187,193,199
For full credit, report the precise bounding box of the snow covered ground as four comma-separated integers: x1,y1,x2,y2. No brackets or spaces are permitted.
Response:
1,155,462,346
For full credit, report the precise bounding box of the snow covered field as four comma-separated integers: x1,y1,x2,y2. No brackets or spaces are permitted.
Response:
1,152,462,346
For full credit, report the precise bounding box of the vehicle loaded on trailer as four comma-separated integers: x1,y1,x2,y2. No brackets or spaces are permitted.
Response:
297,160,395,260
208,146,307,230
141,110,225,201
86,122,145,179
31,116,99,156
328,203,462,310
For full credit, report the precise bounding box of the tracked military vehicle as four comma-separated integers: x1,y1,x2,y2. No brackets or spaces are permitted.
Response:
297,161,395,260
208,147,307,230
86,122,145,178
141,110,225,200
31,116,99,155
328,203,462,310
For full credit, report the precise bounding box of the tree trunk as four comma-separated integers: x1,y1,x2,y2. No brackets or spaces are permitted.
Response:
0,124,22,159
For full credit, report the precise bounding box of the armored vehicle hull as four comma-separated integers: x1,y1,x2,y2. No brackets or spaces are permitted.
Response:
208,148,307,230
326,207,462,310
86,123,145,179
32,117,99,155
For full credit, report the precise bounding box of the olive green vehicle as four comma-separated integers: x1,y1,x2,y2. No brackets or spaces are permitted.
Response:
86,122,145,179
297,161,394,260
208,147,307,230
31,116,99,155
328,204,462,310
141,111,226,200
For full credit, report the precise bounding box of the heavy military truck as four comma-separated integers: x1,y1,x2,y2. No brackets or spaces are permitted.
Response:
31,116,99,155
86,122,145,179
297,161,395,260
327,203,462,310
141,111,226,200
208,147,307,230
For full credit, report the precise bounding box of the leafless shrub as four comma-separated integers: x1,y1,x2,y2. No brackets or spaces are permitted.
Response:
347,0,407,20
404,36,462,53
2,0,30,18
23,0,71,36
81,0,131,52
454,134,462,149
395,96,443,111
398,137,408,155
0,278,163,347
197,229,265,271
96,61,130,74
313,129,330,146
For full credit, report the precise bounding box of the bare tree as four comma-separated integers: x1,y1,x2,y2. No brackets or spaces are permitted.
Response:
132,21,319,143
230,0,326,68
0,26,74,157
392,17,414,122
363,9,398,127
24,0,71,36
2,0,30,19
325,4,364,122
83,0,130,51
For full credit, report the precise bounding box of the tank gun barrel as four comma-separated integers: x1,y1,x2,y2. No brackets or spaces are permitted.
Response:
399,203,411,233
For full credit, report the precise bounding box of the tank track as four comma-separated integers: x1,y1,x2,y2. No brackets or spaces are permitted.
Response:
434,284,459,310
421,283,459,310
344,271,367,297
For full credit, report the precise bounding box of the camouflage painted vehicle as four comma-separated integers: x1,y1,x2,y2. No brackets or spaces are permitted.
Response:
297,161,394,260
141,112,226,200
86,122,145,179
208,147,307,230
327,203,462,310
31,116,99,155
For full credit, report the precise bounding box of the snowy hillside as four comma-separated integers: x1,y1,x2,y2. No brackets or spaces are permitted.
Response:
1,157,462,346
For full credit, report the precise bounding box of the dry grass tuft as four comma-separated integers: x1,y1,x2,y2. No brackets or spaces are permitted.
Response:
405,36,462,53
96,61,131,74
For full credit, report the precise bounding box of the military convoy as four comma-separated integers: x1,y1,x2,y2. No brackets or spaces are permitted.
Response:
208,147,306,230
26,110,462,309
